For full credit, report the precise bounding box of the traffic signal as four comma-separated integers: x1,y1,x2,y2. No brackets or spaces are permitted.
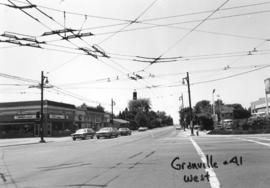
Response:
133,90,137,100
36,111,40,119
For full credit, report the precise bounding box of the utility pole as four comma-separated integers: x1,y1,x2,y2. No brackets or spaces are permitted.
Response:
183,72,194,136
111,99,115,126
212,89,217,128
29,71,52,143
40,71,45,143
212,89,216,115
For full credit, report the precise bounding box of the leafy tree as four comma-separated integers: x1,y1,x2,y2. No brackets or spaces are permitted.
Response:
195,115,214,130
128,98,151,113
180,107,193,128
229,104,251,119
117,98,174,130
149,119,161,129
194,100,212,117
135,111,148,127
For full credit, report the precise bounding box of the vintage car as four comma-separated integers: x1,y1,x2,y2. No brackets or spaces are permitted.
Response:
138,127,148,131
96,127,119,139
118,127,132,136
71,128,95,141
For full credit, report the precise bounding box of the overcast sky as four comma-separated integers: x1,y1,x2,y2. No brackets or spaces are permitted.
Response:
1,0,270,122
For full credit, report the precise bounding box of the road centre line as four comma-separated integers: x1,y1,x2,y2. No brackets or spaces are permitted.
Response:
189,137,221,188
239,138,270,147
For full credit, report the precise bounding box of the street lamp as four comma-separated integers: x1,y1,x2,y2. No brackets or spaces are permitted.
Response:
182,72,194,136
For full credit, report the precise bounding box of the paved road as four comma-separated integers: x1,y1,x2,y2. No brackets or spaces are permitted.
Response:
1,127,270,188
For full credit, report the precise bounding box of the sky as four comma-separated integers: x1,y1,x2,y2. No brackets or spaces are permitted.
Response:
1,0,270,123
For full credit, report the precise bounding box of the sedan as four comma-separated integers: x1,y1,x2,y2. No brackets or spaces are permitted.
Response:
71,128,95,141
138,127,148,131
118,127,132,136
96,127,119,139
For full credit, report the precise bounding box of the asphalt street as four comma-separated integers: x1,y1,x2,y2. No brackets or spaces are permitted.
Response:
1,127,270,188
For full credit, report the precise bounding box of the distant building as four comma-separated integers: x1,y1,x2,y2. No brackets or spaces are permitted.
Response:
250,97,270,116
75,104,110,131
112,119,129,128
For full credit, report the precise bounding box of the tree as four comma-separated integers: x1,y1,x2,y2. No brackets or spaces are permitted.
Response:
194,100,212,117
229,103,251,119
128,98,151,113
193,100,214,130
180,107,193,128
195,115,214,130
135,111,148,127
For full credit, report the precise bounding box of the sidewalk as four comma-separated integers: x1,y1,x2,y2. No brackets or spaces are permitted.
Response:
0,136,71,147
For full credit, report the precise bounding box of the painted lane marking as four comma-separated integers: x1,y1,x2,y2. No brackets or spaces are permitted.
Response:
239,138,270,147
190,137,221,188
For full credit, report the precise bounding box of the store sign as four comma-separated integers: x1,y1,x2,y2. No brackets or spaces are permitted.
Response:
49,114,67,119
14,114,36,120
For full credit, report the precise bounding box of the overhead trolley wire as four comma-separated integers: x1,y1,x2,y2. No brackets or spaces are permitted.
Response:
191,64,270,85
8,0,132,22
140,1,270,22
97,0,159,45
0,72,39,84
158,0,231,58
139,0,231,71
7,0,270,30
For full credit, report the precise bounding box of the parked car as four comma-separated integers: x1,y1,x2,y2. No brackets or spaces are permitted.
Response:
118,127,131,136
71,128,95,141
138,127,148,131
175,125,181,130
96,127,119,139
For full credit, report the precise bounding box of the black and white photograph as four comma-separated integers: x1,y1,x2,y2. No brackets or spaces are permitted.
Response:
1,0,270,187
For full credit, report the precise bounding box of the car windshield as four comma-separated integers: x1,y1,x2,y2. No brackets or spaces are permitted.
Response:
99,127,112,131
119,128,127,131
75,129,86,134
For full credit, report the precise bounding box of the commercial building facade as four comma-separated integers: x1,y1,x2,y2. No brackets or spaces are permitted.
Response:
250,97,270,116
0,100,110,138
74,105,110,131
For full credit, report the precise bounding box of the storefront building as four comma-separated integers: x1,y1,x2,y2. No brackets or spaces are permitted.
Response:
250,97,270,116
74,105,111,131
0,100,76,138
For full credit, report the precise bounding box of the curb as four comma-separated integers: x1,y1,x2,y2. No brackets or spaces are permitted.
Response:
0,141,54,148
